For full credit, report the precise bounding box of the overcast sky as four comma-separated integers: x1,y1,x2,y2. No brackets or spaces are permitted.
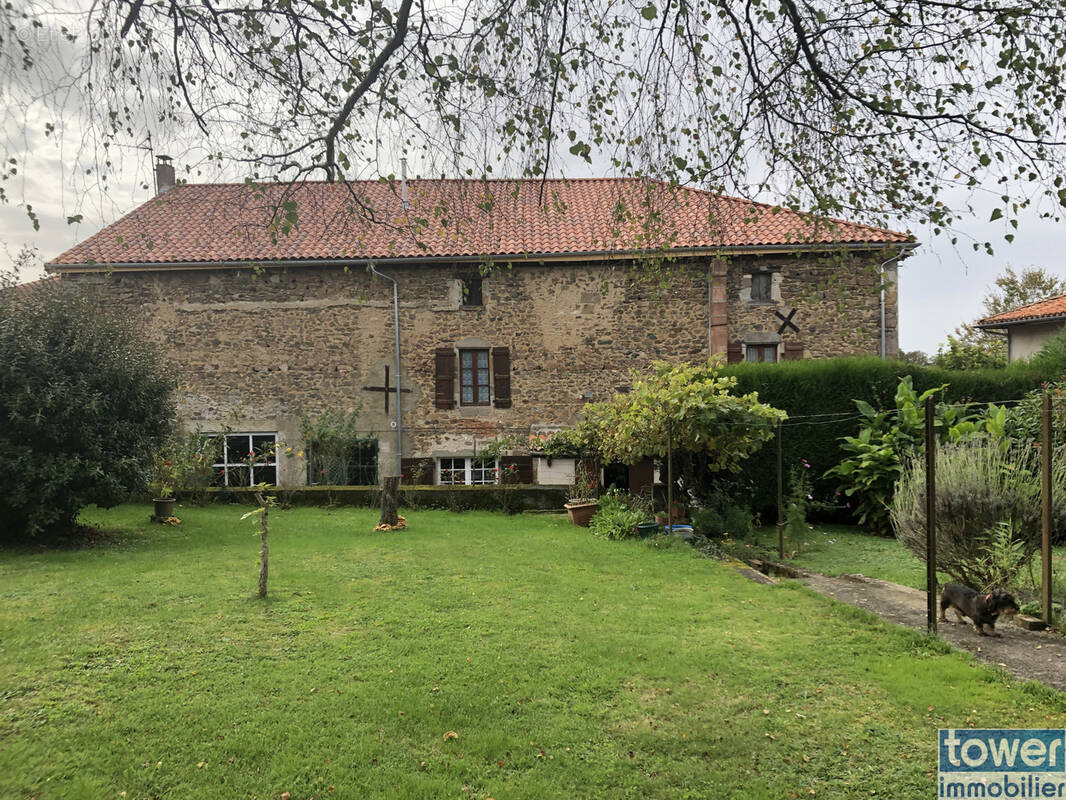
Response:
2,139,1061,357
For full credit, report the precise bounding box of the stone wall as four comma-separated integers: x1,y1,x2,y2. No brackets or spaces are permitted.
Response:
68,250,896,484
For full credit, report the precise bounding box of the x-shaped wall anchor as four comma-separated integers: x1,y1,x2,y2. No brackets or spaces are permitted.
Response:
775,308,799,335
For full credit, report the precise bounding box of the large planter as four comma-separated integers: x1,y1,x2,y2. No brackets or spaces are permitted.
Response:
564,501,599,527
152,497,176,521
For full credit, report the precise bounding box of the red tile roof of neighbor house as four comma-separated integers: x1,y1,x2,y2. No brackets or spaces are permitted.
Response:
977,293,1066,327
48,178,914,269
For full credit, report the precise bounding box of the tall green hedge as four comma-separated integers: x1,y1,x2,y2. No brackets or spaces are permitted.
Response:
720,357,1049,518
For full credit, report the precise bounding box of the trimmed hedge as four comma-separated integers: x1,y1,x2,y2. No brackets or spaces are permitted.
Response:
720,357,1048,518
179,484,570,512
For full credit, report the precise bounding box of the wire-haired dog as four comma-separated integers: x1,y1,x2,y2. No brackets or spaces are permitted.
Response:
939,583,1020,636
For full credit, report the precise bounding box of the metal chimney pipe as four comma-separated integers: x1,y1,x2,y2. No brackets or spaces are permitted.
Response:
400,158,410,210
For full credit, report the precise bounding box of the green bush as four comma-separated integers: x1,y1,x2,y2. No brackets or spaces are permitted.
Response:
0,280,174,539
720,357,1044,518
691,496,754,538
589,489,647,540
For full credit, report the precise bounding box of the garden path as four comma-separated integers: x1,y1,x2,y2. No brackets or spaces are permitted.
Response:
800,572,1066,692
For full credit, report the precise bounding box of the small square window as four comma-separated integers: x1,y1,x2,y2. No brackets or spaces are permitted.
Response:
751,272,772,303
460,276,483,307
745,344,778,363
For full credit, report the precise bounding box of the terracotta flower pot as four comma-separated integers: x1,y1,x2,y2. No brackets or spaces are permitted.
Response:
564,501,599,527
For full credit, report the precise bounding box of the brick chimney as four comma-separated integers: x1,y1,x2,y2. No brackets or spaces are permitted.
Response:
154,155,175,195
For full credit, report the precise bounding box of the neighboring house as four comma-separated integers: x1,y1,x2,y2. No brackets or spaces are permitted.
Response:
976,294,1066,363
45,159,914,488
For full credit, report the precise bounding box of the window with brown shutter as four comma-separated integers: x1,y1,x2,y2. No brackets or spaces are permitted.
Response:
434,348,456,409
459,349,491,406
491,346,511,408
782,341,805,360
726,341,743,363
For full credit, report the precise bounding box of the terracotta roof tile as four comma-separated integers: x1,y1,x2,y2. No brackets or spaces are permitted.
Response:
48,178,913,268
977,294,1066,327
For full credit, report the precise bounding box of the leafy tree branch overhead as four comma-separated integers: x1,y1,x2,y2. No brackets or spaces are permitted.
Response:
4,0,1066,243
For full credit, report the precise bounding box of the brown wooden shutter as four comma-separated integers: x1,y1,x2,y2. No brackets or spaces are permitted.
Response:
491,346,511,408
782,341,805,361
435,348,456,409
727,341,744,363
401,458,435,485
501,455,533,484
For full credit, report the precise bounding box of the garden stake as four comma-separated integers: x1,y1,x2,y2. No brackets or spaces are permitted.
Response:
1043,391,1053,626
925,395,937,635
777,419,784,560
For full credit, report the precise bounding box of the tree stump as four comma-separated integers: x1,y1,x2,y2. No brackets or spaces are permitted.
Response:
380,476,399,527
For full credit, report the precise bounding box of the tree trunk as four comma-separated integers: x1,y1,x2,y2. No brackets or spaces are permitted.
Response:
258,502,269,598
380,476,399,527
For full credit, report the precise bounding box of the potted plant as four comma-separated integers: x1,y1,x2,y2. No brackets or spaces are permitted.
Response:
654,499,687,525
148,432,218,522
564,459,600,526
149,451,178,521
564,496,600,526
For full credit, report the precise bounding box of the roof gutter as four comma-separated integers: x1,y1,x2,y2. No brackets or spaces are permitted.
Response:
46,240,918,273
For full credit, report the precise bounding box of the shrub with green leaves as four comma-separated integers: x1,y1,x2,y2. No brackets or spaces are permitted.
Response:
722,356,1043,515
0,280,174,539
825,376,1006,535
891,438,1056,590
589,489,647,540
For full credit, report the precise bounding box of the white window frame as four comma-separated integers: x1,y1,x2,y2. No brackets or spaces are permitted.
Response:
209,432,279,487
437,456,499,485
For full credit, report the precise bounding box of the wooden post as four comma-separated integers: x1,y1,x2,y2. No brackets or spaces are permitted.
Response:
777,419,784,559
925,395,937,635
1043,391,1053,626
257,495,269,599
380,475,400,527
666,418,673,533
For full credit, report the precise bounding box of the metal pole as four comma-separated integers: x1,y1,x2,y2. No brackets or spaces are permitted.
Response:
777,419,784,559
666,418,673,533
925,395,937,635
369,264,403,477
1043,391,1053,626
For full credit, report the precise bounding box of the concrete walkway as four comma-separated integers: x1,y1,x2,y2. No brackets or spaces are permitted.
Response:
796,571,1066,692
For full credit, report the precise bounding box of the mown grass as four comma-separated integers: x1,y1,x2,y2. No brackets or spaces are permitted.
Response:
2,505,1065,800
745,523,1066,601
744,524,930,588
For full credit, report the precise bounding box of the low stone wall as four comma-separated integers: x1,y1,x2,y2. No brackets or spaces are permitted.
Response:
179,484,570,512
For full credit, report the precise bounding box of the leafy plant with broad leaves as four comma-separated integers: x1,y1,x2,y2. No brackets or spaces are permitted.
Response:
825,376,1007,536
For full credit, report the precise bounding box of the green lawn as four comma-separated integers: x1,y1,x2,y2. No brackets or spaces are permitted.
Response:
744,524,930,588
744,523,1066,602
2,505,1065,799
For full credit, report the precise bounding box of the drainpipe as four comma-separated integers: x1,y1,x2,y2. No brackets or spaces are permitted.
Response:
369,264,403,477
879,245,914,359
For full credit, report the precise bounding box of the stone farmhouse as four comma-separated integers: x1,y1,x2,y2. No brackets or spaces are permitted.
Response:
47,162,914,489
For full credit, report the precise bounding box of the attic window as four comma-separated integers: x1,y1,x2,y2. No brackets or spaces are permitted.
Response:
460,275,483,307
